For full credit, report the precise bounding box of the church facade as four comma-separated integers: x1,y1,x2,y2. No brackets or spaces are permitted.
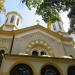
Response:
0,11,75,75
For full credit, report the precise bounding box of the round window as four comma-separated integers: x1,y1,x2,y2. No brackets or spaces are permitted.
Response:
10,64,33,75
41,65,60,75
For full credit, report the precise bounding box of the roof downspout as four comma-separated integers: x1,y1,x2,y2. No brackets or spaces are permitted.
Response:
9,33,15,54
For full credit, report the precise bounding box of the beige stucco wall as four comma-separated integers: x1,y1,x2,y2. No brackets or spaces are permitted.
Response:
1,55,75,75
0,30,74,57
11,30,65,57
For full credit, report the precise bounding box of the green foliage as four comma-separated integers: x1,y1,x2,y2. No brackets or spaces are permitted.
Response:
22,0,75,23
22,0,43,9
0,0,5,12
36,4,60,23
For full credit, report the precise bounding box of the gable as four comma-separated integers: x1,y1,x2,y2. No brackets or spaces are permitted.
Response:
15,29,60,42
0,25,73,43
14,25,73,43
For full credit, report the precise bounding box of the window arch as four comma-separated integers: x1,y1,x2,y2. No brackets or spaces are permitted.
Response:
41,65,60,75
10,64,33,75
32,50,38,56
41,51,47,55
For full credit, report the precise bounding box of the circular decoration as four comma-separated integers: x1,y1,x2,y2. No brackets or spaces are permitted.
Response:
68,66,75,75
10,64,33,75
41,65,60,75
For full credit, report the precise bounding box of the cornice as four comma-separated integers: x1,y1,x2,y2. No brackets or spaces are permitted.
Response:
0,25,73,42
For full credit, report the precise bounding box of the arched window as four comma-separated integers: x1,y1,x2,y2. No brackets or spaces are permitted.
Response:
41,65,60,75
58,22,62,29
5,18,8,23
32,51,38,56
17,18,19,25
41,51,46,55
10,64,33,75
53,25,56,30
10,16,14,23
68,66,75,75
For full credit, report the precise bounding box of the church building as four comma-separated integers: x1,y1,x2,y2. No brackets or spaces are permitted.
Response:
0,11,75,75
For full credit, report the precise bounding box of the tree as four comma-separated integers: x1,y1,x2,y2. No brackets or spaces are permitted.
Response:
0,0,5,12
21,0,75,23
68,6,75,34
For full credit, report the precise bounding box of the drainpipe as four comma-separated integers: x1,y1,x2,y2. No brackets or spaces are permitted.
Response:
9,33,15,54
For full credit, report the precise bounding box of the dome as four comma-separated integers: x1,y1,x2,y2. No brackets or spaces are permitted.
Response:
6,11,22,19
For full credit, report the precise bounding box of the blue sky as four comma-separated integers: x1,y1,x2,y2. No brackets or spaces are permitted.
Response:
0,0,70,31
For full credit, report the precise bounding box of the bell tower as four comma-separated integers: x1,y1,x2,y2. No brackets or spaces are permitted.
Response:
3,11,22,31
47,21,64,32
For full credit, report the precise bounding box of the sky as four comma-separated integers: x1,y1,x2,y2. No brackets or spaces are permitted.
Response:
0,0,70,32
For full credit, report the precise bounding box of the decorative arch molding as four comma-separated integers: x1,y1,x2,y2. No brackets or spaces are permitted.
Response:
41,65,60,75
40,63,63,75
27,40,51,49
10,64,33,75
9,62,35,75
26,40,54,56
